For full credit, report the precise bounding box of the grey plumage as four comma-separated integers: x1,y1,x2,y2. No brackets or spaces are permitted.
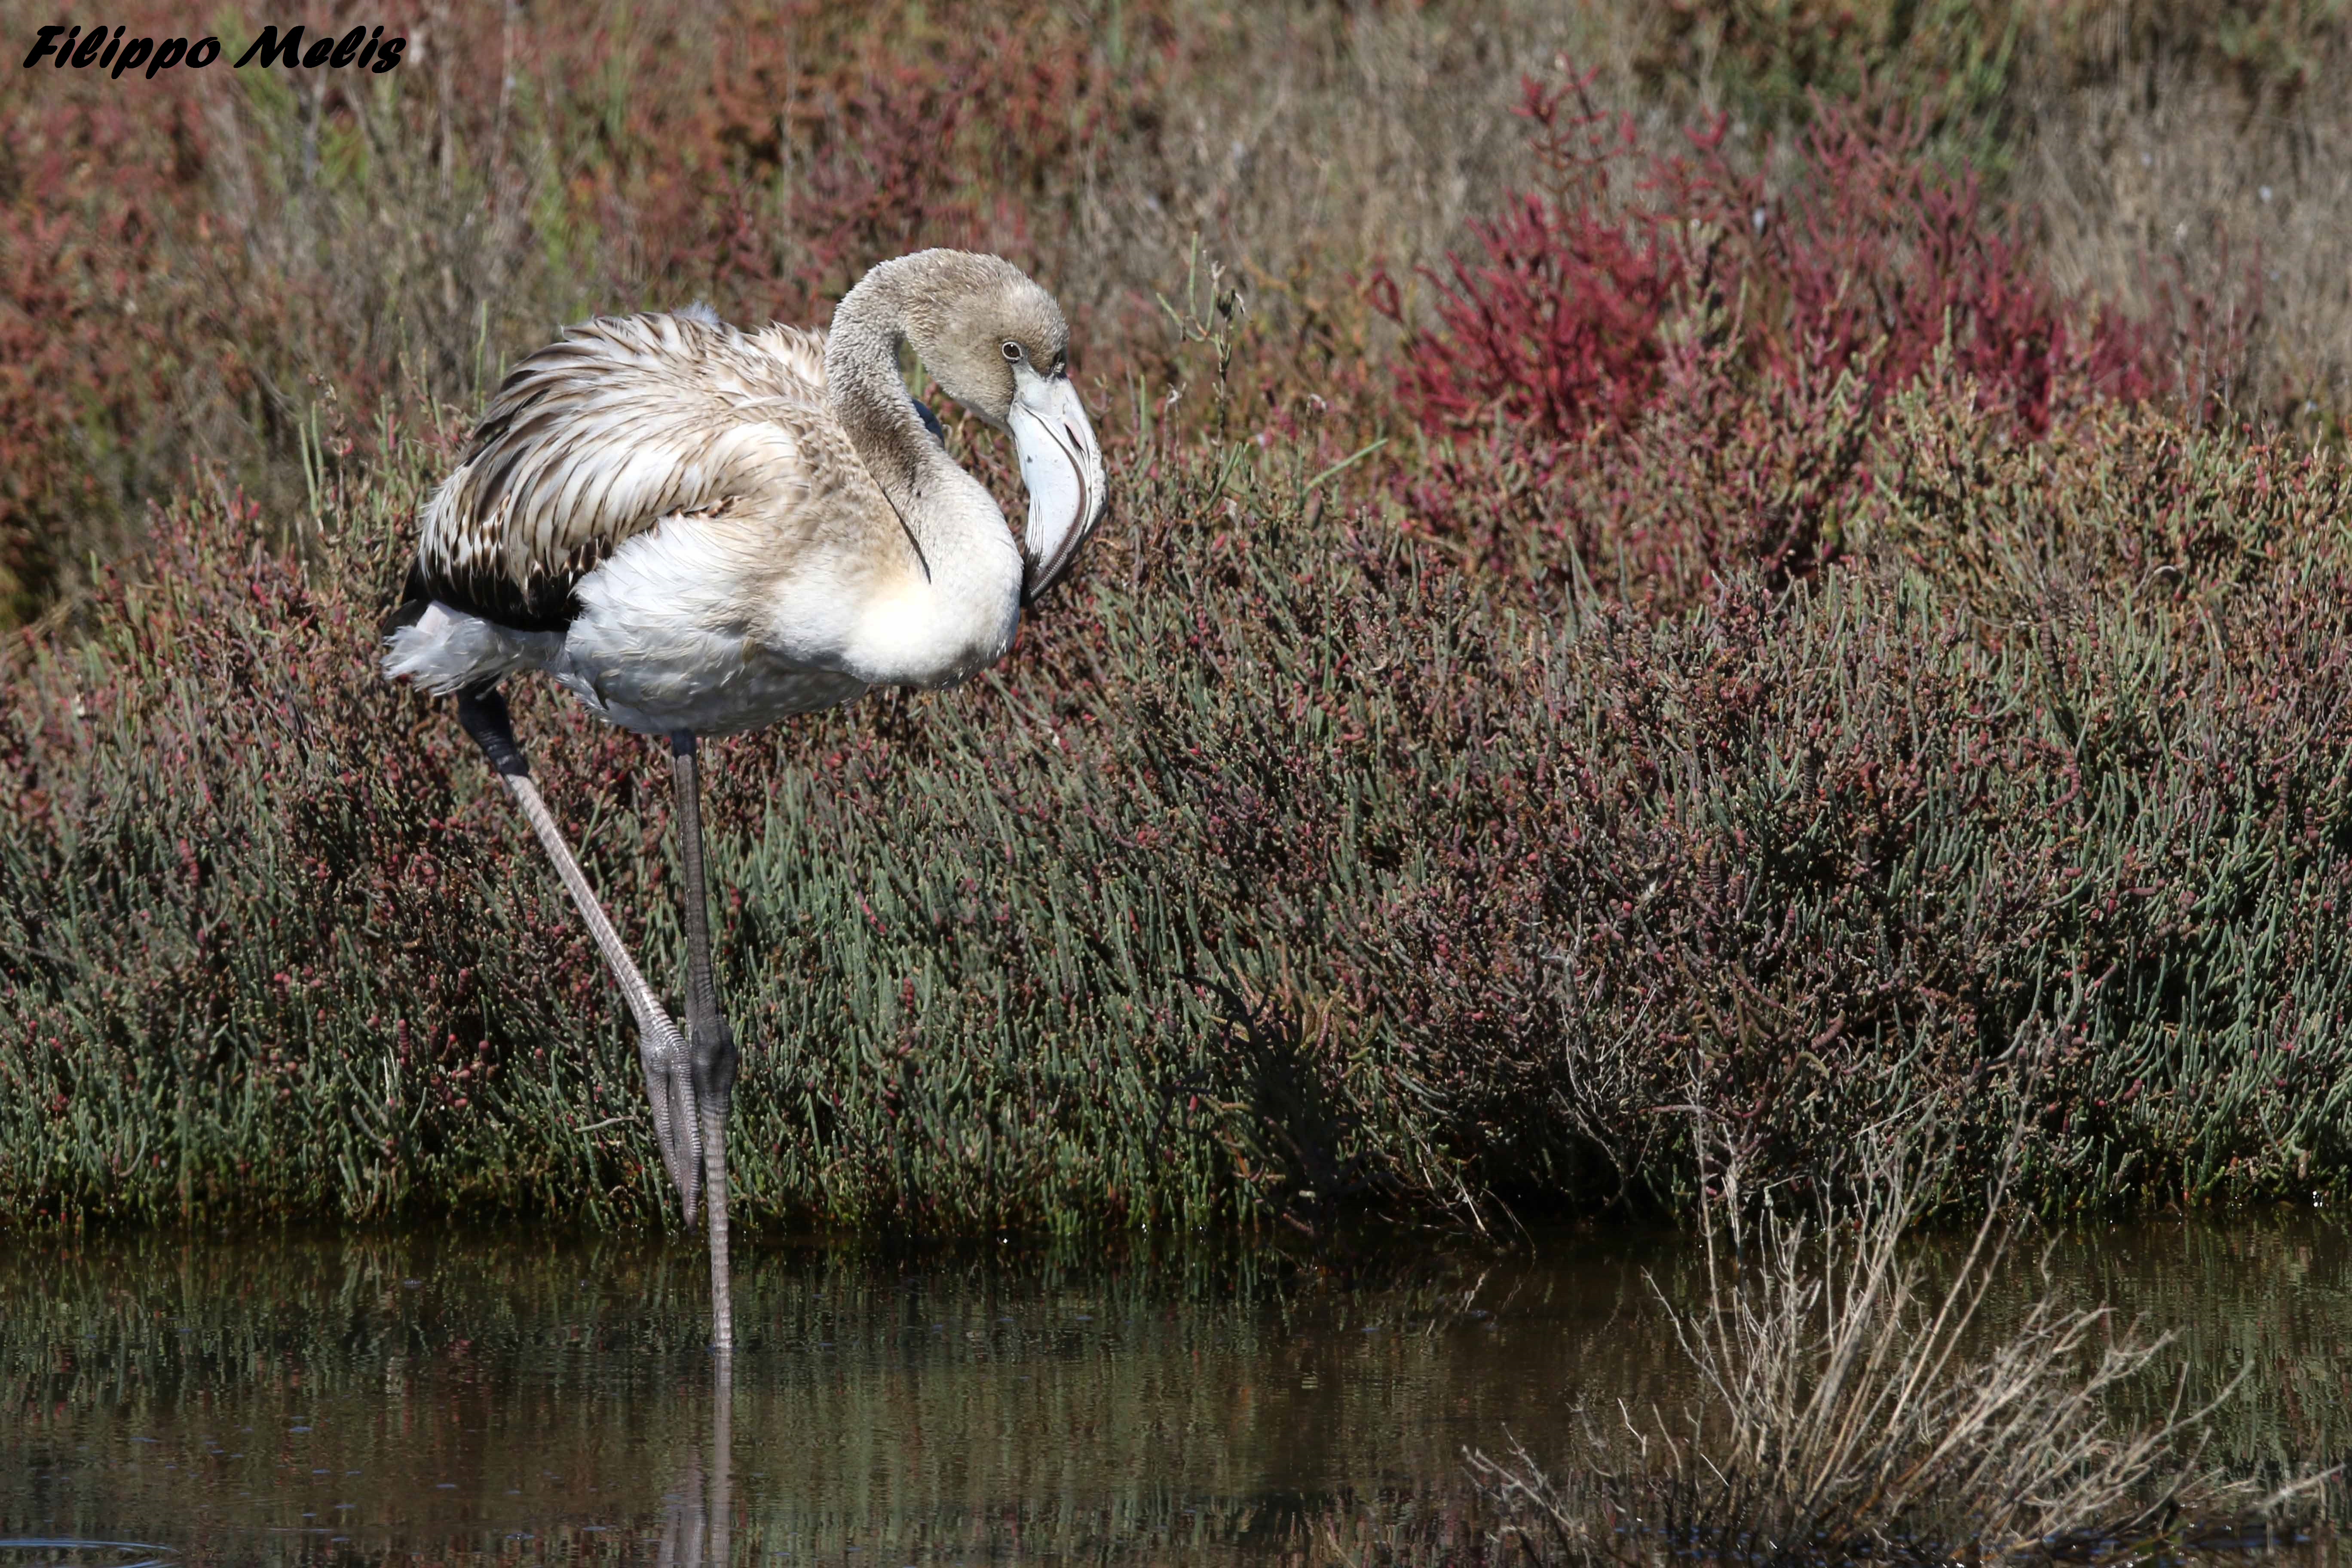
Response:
399,312,845,632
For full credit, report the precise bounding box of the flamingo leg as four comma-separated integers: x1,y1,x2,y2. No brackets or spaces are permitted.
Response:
455,686,704,1219
669,732,737,1358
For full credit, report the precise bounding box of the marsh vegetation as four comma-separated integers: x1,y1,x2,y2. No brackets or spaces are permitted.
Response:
6,5,2352,1553
7,0,2352,1234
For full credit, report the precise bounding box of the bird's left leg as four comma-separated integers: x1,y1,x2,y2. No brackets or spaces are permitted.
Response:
456,685,703,1215
669,732,737,1357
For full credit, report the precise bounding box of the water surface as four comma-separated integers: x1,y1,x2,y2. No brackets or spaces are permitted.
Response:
2,1219,2347,1565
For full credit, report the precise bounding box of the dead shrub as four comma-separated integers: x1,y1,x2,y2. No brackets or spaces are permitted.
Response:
1468,1130,2300,1565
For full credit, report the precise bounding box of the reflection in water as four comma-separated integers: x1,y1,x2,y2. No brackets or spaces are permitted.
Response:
0,1219,2347,1564
662,1362,730,1568
0,1544,174,1568
0,1227,1681,1566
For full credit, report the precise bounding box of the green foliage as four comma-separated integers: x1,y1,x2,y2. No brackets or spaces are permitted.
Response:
6,355,2352,1233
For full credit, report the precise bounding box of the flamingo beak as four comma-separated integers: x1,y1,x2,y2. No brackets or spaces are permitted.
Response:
1008,366,1108,607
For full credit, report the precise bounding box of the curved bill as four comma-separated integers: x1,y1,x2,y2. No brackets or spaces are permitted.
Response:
1008,366,1109,606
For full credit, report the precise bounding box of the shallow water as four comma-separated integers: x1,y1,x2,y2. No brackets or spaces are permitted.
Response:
1,1219,2347,1565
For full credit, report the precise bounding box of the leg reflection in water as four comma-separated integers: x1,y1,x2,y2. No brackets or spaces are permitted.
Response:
660,1360,733,1568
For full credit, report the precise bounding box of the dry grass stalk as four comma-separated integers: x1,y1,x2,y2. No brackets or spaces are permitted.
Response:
1469,1129,2281,1565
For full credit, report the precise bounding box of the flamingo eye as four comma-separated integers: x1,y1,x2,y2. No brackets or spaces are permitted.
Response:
1001,341,1023,362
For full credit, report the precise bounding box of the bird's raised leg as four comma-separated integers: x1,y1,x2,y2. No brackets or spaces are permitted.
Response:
669,732,737,1357
455,686,704,1218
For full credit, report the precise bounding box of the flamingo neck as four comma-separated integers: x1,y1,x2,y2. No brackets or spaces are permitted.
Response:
824,281,934,515
825,269,1012,573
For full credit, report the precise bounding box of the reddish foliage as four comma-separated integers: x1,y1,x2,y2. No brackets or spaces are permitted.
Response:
1380,70,2170,449
1369,67,2204,603
1369,86,1677,441
1660,98,2164,433
0,41,210,618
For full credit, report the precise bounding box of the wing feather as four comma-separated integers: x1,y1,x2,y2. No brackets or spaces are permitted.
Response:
407,312,839,631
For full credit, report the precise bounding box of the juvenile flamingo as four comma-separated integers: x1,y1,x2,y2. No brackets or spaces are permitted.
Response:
382,250,1109,1354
